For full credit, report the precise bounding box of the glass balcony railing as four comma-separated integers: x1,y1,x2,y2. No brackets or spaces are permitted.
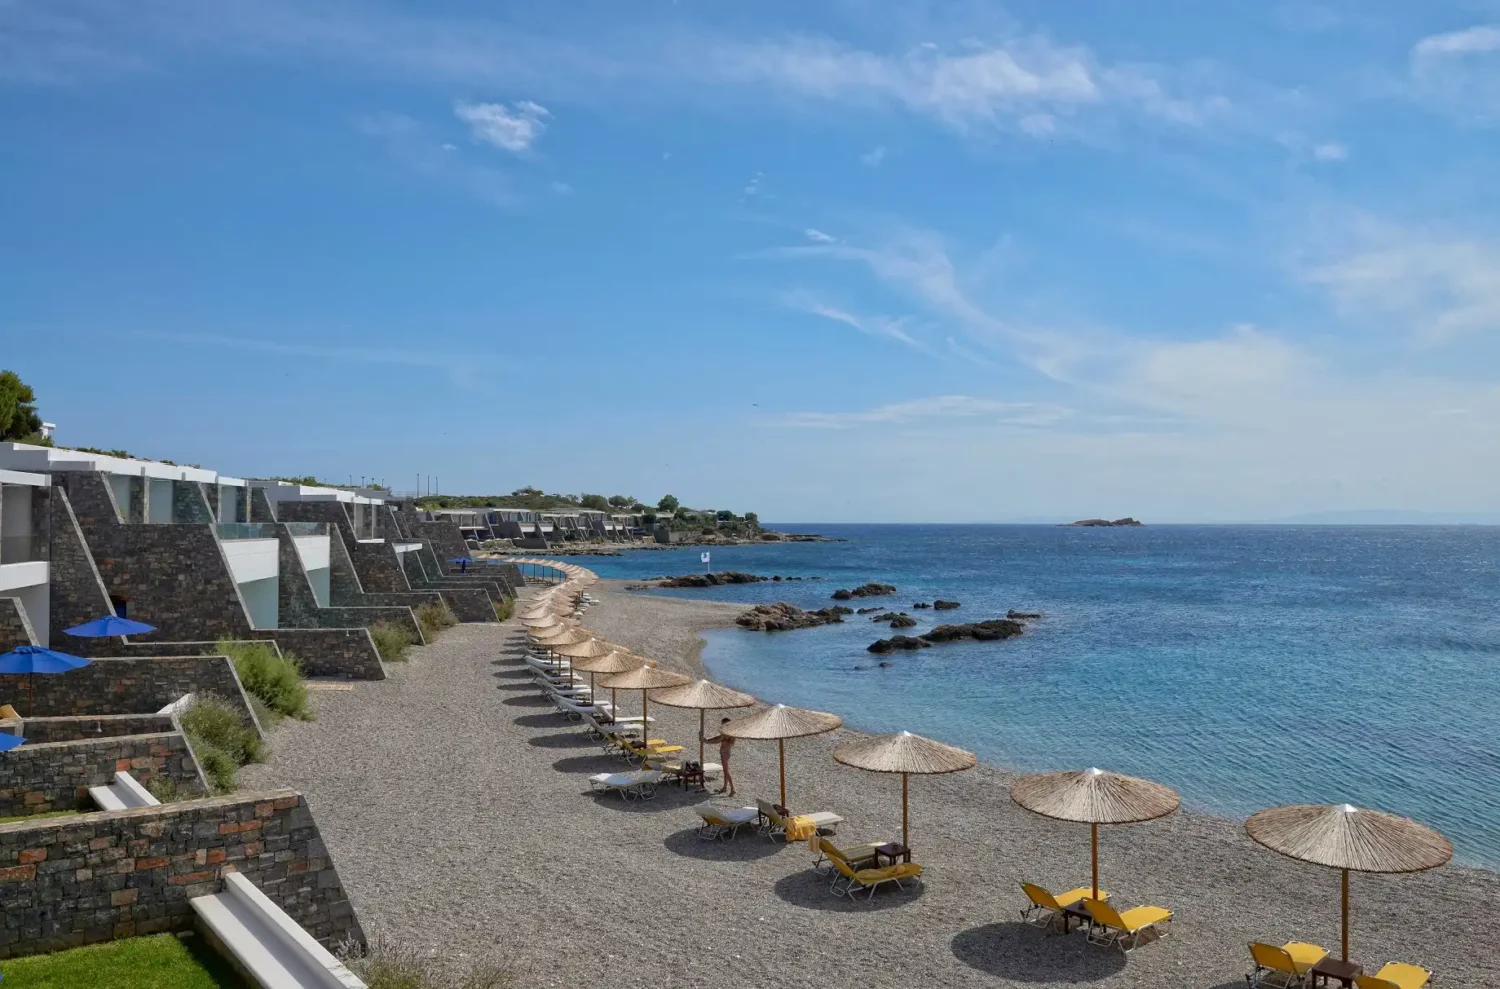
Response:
0,533,48,565
283,522,328,537
214,522,280,540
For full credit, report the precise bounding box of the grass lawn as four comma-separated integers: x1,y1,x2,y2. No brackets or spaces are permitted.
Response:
0,810,79,826
0,933,247,988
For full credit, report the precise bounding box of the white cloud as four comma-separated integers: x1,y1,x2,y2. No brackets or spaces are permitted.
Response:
454,99,550,153
860,145,886,166
1410,25,1500,121
782,293,923,350
1305,223,1500,342
1413,25,1500,59
550,180,574,194
780,395,1068,429
361,112,517,207
740,171,763,200
1312,141,1347,161
804,228,836,243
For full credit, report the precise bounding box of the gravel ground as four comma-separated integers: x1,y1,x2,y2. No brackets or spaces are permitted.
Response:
241,584,1500,989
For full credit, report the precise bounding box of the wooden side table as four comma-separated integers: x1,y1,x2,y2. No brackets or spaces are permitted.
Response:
874,842,911,866
1311,958,1362,987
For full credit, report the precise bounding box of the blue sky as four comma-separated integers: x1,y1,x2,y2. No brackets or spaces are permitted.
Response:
4,0,1500,521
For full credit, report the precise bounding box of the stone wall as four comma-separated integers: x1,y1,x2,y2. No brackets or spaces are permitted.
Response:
248,628,384,680
346,540,412,593
0,789,364,958
5,714,176,744
248,487,276,524
172,482,214,524
0,656,261,735
0,732,207,817
0,597,38,652
60,473,253,643
406,520,470,569
46,487,118,646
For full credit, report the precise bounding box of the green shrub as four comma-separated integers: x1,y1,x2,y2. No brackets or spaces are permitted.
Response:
180,694,264,793
493,597,514,622
415,600,458,638
370,621,413,662
145,775,189,803
340,933,513,989
218,638,311,722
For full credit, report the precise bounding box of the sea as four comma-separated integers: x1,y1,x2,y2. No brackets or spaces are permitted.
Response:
556,524,1500,870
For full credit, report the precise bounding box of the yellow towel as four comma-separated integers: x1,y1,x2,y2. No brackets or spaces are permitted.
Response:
784,815,818,842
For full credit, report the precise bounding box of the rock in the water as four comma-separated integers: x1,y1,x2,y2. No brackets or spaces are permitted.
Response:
829,605,854,615
735,602,847,632
658,571,767,588
832,582,897,600
1065,517,1144,527
1007,609,1043,620
856,607,882,614
933,599,961,610
912,602,932,609
877,661,893,667
868,635,932,654
890,614,917,628
924,619,1025,642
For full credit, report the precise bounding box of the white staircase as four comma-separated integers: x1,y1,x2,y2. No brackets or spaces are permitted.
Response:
191,871,366,988
88,771,160,811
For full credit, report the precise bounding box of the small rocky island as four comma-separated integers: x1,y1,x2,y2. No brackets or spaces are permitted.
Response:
629,571,820,589
736,602,852,631
869,611,917,628
1065,517,1144,527
868,616,1035,653
831,582,897,600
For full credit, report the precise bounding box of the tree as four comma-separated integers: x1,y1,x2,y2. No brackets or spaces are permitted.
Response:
579,493,611,511
744,512,759,527
0,370,43,441
607,494,634,509
716,509,735,521
643,513,658,527
657,494,680,513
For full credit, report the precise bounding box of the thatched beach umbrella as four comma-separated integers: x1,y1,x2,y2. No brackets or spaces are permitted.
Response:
571,649,645,709
1010,767,1180,900
649,679,756,766
599,664,691,738
1246,804,1451,961
722,704,843,808
834,731,976,848
552,637,617,661
522,613,565,630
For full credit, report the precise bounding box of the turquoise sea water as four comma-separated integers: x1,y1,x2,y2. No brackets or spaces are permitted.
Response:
556,525,1500,869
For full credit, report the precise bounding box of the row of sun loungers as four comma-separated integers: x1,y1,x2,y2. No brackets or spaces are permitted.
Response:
1247,941,1432,989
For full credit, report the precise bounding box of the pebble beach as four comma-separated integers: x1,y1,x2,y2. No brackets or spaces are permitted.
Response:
241,582,1500,988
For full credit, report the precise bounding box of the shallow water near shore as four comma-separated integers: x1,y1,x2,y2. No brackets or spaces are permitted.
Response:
558,523,1500,870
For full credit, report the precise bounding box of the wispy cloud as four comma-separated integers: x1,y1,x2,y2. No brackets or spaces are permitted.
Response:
1312,141,1347,161
361,112,518,207
780,395,1069,429
804,228,836,243
860,145,886,166
454,99,550,153
1413,25,1500,59
1410,24,1500,121
781,292,923,350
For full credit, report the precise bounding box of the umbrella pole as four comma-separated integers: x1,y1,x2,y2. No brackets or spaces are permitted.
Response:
1091,822,1100,900
778,738,786,807
902,773,909,848
642,690,649,739
699,710,705,766
1341,868,1349,961
28,672,34,718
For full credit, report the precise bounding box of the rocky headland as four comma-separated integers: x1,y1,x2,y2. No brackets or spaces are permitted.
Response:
1065,517,1144,527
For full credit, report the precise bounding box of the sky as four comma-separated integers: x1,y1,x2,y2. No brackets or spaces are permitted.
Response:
4,0,1500,522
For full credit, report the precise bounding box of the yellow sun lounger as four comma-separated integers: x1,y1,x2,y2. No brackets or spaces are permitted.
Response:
1019,882,1109,931
1355,962,1433,989
812,835,885,873
1083,898,1172,952
827,855,923,900
1248,941,1328,987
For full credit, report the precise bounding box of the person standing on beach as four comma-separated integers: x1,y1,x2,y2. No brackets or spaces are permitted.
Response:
703,717,736,796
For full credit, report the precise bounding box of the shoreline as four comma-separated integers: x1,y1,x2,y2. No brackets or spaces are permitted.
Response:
585,580,1500,880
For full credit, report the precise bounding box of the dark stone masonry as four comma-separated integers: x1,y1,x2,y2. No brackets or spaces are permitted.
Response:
0,656,262,735
0,597,38,652
45,488,116,645
0,732,207,818
3,714,176,744
0,790,364,958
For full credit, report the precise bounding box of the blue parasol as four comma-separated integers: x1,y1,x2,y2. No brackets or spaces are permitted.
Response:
0,646,93,716
64,615,158,638
0,733,27,752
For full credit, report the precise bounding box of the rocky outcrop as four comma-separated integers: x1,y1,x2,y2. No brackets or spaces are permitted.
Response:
856,607,882,614
912,602,932,609
658,571,766,588
1007,609,1043,620
933,599,961,610
831,582,897,600
869,611,916,628
736,603,848,632
1066,517,1144,527
867,614,1034,652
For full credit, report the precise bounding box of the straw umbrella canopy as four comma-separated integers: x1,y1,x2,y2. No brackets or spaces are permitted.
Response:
834,731,976,848
722,704,843,807
1246,804,1451,961
522,613,565,630
1010,767,1180,900
570,649,645,708
648,679,757,766
598,664,691,739
551,637,618,661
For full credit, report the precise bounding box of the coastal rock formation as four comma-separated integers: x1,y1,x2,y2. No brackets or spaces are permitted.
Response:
657,571,766,588
912,602,932,609
933,599,961,610
869,611,917,628
831,582,897,600
867,635,932,654
1007,609,1043,620
856,607,882,614
735,603,847,632
867,614,1033,652
1066,517,1144,527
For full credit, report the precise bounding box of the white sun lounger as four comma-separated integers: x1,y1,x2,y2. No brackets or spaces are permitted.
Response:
697,805,760,840
588,769,664,800
555,695,611,720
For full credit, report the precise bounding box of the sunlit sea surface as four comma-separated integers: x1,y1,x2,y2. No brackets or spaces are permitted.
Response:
557,524,1500,869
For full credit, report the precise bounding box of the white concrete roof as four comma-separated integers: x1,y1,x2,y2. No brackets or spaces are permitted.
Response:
0,442,246,486
0,468,49,487
252,480,385,506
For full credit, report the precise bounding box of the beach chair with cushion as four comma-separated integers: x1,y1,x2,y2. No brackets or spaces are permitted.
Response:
620,738,682,765
0,704,18,721
757,799,843,841
811,835,885,875
1354,963,1433,989
1082,898,1172,952
826,855,924,900
696,806,760,841
644,757,722,788
1019,882,1109,931
587,769,664,801
1247,941,1329,987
